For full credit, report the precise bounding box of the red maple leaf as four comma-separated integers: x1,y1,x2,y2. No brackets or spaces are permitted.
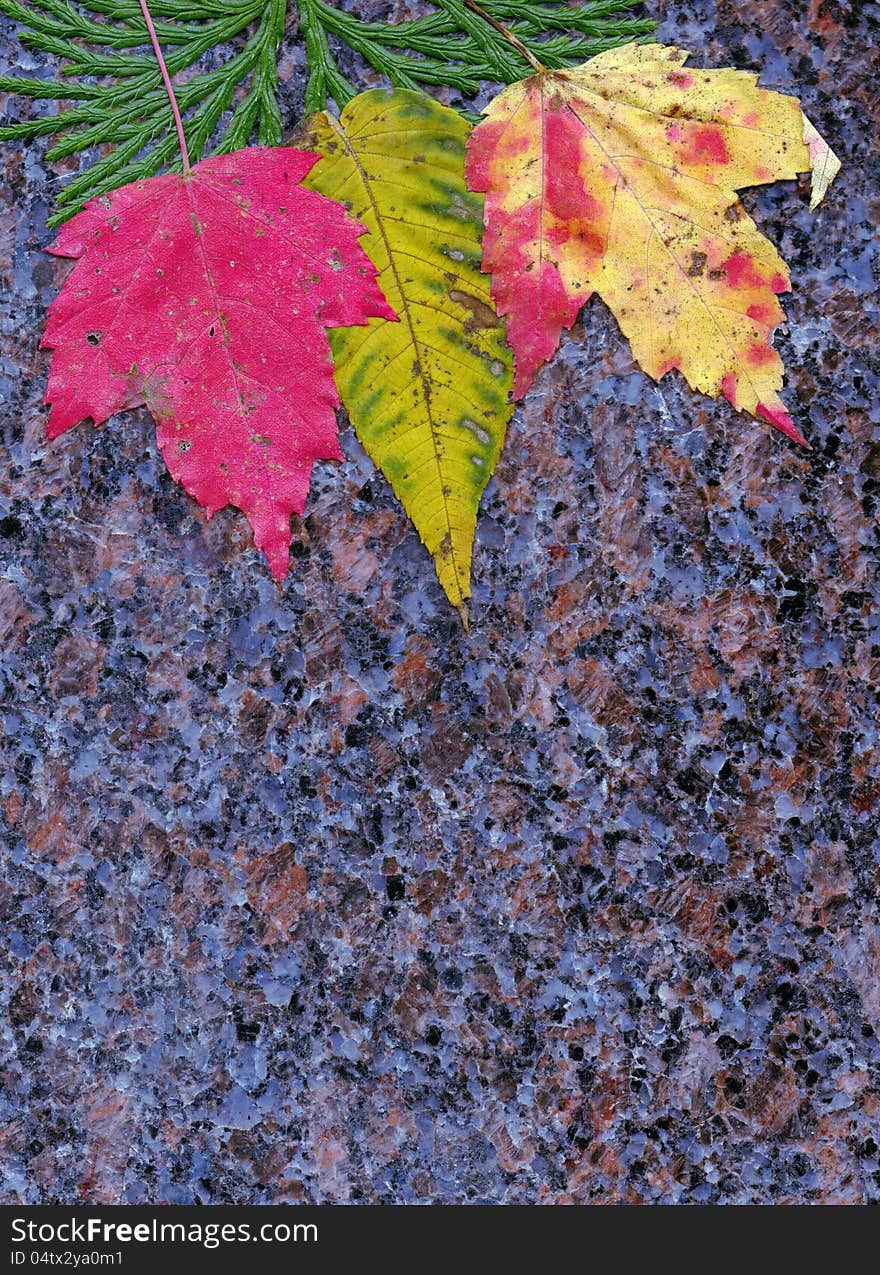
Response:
42,148,396,578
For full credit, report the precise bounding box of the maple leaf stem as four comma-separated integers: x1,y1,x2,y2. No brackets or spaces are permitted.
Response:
138,0,191,173
461,0,547,74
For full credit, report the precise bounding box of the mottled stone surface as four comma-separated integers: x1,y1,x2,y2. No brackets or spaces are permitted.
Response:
1,0,879,1204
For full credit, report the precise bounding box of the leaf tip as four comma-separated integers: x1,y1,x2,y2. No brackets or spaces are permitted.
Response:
801,112,841,211
756,402,809,448
266,553,290,585
44,398,83,439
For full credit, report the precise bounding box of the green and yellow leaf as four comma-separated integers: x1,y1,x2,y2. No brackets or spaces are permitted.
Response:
297,88,514,617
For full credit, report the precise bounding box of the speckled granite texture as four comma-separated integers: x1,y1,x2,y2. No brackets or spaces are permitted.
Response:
1,0,879,1204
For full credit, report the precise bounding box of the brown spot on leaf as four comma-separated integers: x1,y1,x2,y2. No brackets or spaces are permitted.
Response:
448,289,499,330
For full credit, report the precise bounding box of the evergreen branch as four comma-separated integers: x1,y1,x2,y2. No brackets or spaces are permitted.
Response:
0,0,655,222
437,0,526,81
0,0,287,223
306,1,654,102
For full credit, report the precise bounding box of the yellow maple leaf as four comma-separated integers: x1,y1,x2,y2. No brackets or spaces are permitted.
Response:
466,42,840,444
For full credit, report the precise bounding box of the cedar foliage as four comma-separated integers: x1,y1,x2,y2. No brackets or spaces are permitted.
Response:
0,0,655,222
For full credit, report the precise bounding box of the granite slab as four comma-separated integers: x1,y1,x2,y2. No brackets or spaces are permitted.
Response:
1,0,878,1203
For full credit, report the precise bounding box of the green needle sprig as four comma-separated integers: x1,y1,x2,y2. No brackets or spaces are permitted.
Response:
1,0,289,222
0,0,655,223
302,0,655,108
